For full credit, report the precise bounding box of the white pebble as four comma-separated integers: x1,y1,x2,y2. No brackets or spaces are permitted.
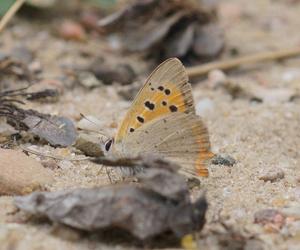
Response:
196,98,215,117
58,160,74,170
281,69,300,82
208,69,227,87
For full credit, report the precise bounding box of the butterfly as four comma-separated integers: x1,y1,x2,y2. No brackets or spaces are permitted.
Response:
103,58,213,177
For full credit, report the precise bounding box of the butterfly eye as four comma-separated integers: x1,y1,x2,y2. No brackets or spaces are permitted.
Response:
104,139,113,151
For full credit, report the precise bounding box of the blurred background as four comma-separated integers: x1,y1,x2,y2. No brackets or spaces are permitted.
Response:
0,1,300,250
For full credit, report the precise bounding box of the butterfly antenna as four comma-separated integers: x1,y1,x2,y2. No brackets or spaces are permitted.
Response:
79,113,108,138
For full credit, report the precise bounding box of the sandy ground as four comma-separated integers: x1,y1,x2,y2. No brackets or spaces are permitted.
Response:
0,0,300,249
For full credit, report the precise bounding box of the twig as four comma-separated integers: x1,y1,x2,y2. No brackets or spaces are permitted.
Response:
0,0,26,33
20,145,91,161
186,47,300,78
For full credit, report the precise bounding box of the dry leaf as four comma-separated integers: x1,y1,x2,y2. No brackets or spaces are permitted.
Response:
0,88,77,147
98,0,224,62
15,158,207,240
23,115,77,147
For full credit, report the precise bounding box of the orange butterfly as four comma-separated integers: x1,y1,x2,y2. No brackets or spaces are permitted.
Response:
104,58,213,177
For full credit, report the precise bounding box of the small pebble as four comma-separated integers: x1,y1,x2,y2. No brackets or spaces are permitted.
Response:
181,234,197,250
80,10,101,30
77,71,103,88
255,88,295,104
41,159,59,170
211,154,236,166
254,209,285,231
89,59,136,85
207,69,227,87
259,169,285,182
193,24,224,58
187,177,201,189
233,208,247,218
75,132,104,157
0,149,53,195
58,160,74,170
28,61,42,73
294,187,300,199
58,20,86,41
222,187,231,197
195,98,215,117
281,69,300,82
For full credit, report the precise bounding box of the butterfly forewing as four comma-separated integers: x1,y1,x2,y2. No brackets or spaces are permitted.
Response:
114,58,195,143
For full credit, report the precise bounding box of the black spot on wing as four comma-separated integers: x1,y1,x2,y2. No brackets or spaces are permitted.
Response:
158,86,164,91
137,116,144,123
129,128,135,132
164,89,171,95
144,101,155,110
162,101,167,106
169,105,178,112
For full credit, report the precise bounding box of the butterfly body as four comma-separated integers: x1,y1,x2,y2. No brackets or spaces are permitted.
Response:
105,58,213,177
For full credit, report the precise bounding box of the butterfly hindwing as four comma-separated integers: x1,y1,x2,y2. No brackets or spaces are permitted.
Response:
118,113,213,177
114,58,195,143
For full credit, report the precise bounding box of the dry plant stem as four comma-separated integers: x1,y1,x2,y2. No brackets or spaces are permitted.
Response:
0,0,26,33
186,47,300,77
20,145,91,161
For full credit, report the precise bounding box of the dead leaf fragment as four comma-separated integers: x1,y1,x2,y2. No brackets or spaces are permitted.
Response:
164,23,195,58
124,11,186,52
15,159,207,240
98,0,224,62
0,88,76,147
23,115,77,147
